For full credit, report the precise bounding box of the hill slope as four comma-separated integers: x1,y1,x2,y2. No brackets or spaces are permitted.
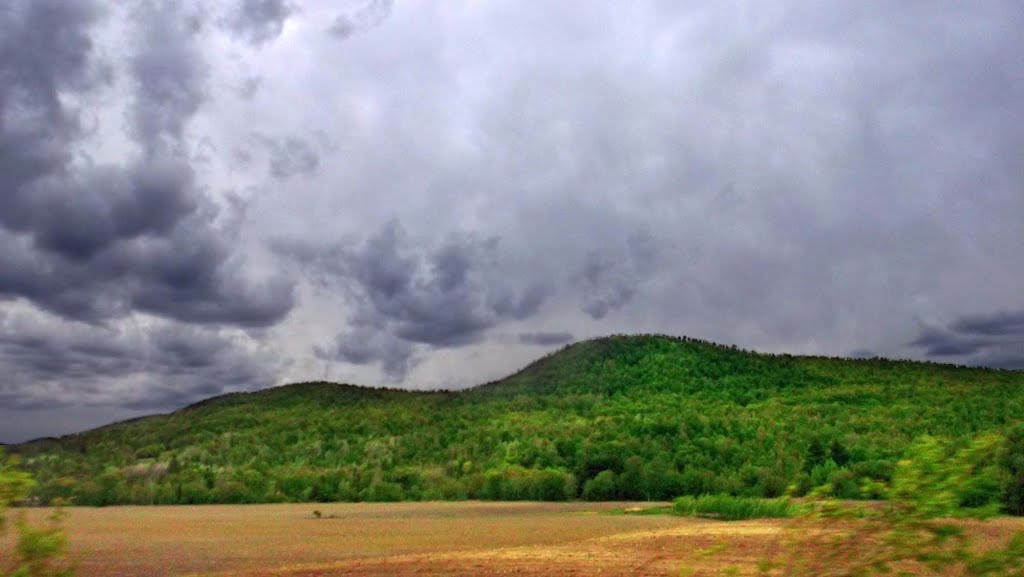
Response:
12,335,1024,505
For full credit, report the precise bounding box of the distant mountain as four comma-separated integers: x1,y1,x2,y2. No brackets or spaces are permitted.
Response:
12,334,1023,505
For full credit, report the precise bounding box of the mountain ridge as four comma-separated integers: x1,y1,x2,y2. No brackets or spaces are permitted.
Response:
14,332,1009,445
10,333,1023,506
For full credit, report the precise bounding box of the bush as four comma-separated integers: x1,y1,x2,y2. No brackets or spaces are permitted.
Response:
582,470,618,501
1002,424,1024,515
532,469,571,501
479,466,575,501
672,495,800,520
362,479,404,502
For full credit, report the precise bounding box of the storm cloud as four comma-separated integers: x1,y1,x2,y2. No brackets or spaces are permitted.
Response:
0,0,293,329
575,231,660,320
0,308,278,412
518,332,575,347
1,1,1022,441
283,220,548,378
911,311,1024,370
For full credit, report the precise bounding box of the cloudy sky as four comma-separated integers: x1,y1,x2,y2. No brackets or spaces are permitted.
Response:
1,0,1022,442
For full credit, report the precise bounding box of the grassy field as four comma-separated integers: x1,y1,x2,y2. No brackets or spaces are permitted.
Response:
5,502,1024,576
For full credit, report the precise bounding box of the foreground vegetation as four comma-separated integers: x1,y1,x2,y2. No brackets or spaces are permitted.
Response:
2,451,73,576
670,435,1024,576
8,335,1024,507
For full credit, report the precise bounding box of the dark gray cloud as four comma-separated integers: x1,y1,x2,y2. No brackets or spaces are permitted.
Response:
0,315,278,414
951,311,1024,338
315,324,416,380
0,0,293,328
518,332,575,347
130,0,206,155
225,0,294,46
0,0,108,237
326,0,392,39
911,311,1024,370
575,231,660,320
911,329,985,358
13,160,196,262
0,217,293,328
280,220,548,378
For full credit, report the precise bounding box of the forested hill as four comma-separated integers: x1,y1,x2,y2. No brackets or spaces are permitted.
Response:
12,335,1024,506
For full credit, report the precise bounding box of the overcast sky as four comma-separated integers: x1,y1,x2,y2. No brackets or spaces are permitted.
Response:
1,0,1022,442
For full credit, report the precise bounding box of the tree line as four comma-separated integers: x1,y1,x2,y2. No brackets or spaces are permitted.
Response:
11,335,1024,510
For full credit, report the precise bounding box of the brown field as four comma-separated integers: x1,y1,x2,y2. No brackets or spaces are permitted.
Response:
5,502,1024,576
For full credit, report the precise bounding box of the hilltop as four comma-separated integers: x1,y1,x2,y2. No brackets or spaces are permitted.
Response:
11,334,1024,505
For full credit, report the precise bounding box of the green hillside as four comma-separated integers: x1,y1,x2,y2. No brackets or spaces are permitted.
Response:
10,335,1024,506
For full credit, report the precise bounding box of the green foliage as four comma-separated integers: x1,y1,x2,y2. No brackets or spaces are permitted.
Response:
8,335,1024,506
1001,424,1024,516
1,453,35,511
762,434,1024,576
891,435,1007,517
581,470,618,501
672,495,800,520
10,510,74,577
479,466,575,501
1,450,75,577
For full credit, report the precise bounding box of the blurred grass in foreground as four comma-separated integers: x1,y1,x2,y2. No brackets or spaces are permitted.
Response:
685,434,1024,576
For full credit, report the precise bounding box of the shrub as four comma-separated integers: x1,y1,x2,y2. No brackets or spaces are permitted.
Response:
479,466,575,501
362,479,404,502
1002,424,1024,515
672,495,800,520
582,470,618,501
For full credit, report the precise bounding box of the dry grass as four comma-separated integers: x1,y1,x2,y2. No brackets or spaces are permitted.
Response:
3,502,1023,577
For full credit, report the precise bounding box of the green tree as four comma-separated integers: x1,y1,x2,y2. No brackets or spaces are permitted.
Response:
9,335,1024,507
582,470,618,501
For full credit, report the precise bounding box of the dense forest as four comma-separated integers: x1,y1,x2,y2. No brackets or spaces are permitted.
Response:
9,335,1024,507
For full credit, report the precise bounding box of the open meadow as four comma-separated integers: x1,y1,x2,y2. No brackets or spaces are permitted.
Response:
5,501,1024,576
